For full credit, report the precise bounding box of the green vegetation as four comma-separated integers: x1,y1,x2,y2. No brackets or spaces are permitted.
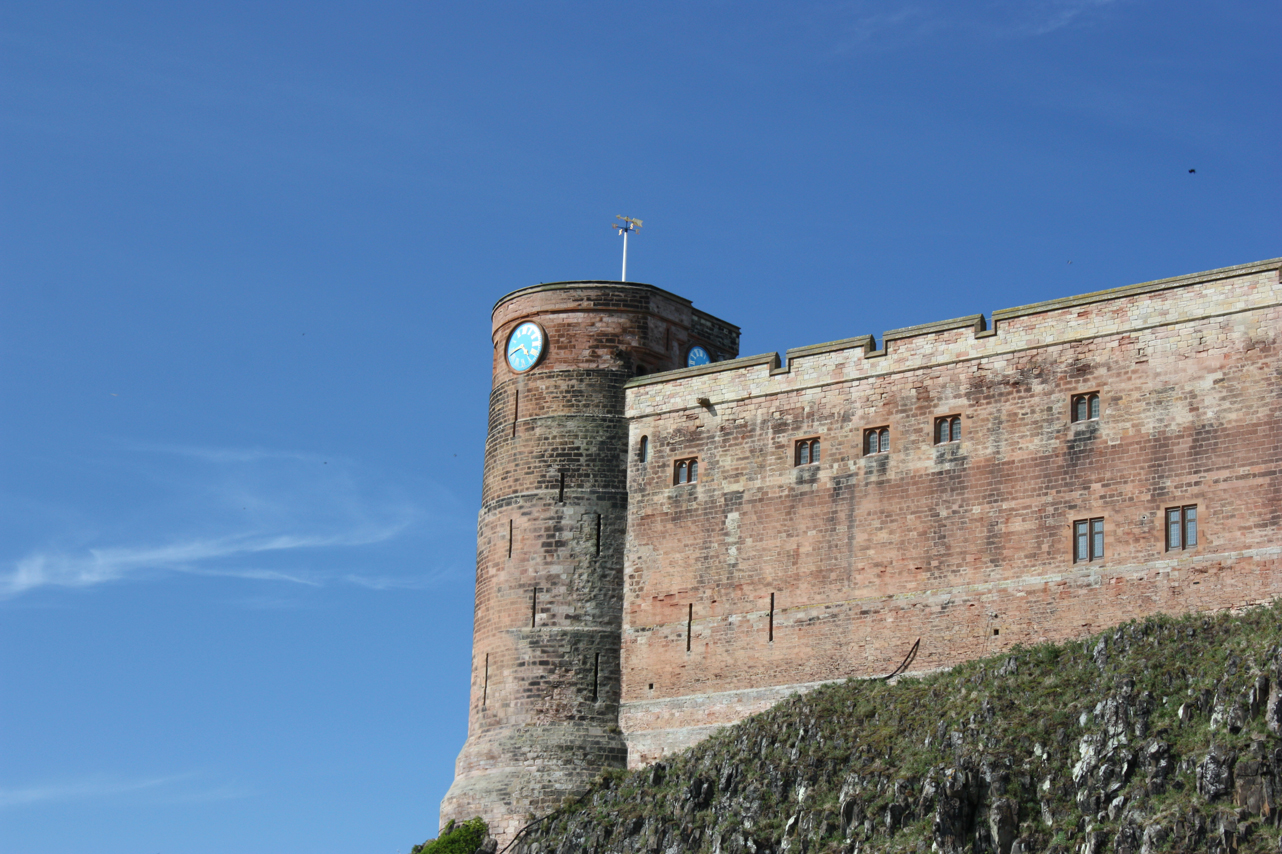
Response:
516,605,1282,853
412,817,490,854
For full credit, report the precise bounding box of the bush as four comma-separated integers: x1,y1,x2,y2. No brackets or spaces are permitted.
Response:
410,817,489,854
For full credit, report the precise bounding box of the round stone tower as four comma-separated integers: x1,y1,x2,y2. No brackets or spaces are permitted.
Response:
440,281,738,843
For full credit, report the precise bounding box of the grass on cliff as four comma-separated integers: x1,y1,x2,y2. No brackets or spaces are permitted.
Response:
518,603,1282,853
411,817,489,854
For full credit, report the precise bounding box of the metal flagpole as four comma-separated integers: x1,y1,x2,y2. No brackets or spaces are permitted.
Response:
612,216,642,282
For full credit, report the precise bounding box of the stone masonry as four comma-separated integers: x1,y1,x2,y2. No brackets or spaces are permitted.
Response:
443,258,1282,845
440,282,739,843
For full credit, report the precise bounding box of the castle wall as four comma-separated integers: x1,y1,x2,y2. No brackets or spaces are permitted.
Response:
619,258,1282,766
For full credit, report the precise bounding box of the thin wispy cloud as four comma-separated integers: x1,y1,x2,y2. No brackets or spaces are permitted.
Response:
815,0,1124,55
1,442,464,599
1,528,407,598
0,773,253,808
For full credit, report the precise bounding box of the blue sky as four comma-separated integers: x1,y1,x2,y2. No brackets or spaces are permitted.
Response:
0,2,1277,852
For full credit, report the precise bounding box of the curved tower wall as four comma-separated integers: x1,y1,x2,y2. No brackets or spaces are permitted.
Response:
440,281,739,843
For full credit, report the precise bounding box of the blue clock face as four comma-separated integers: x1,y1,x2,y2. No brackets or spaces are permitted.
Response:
687,345,711,367
506,322,546,372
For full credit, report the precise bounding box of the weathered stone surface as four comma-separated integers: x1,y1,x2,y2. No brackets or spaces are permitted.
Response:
620,259,1282,764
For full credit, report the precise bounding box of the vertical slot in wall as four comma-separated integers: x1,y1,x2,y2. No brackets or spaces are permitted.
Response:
512,390,519,438
531,588,538,629
686,604,693,652
769,592,775,643
482,653,489,709
592,652,600,701
507,519,513,559
595,513,602,556
558,471,565,502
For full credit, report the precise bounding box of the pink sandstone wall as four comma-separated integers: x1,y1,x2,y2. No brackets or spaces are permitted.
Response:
619,258,1282,767
441,281,738,844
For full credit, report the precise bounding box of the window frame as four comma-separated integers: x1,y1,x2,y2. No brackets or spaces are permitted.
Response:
1071,392,1101,423
934,415,962,445
673,457,699,485
1165,505,1198,551
864,426,890,456
637,435,649,462
794,437,821,467
1073,517,1105,563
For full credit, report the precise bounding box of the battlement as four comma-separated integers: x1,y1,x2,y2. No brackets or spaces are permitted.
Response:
624,257,1281,412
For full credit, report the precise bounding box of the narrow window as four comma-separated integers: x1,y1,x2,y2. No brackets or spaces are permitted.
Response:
935,415,962,445
531,587,538,628
865,427,890,455
507,519,513,559
1073,518,1105,562
795,438,820,466
1072,392,1101,423
482,652,489,708
674,458,699,485
686,603,693,652
512,390,519,438
1166,505,1198,551
638,435,649,462
592,652,600,701
595,512,602,556
768,592,775,643
558,470,565,502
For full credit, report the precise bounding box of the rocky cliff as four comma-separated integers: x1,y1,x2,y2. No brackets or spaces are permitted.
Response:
513,605,1282,853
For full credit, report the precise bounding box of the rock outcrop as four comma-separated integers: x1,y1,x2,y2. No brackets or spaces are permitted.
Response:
514,605,1282,853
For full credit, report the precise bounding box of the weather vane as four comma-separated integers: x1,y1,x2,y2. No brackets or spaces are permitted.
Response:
612,216,642,281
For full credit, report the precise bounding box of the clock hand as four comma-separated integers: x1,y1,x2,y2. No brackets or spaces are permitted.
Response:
509,344,527,356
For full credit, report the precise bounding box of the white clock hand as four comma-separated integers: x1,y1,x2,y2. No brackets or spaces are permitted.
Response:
509,345,527,356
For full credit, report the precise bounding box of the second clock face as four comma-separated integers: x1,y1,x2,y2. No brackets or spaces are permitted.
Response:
687,345,711,367
506,322,546,372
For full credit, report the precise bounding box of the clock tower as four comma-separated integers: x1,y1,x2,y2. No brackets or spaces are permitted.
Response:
440,281,738,844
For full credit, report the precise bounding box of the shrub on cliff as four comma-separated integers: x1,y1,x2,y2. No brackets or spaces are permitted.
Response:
515,604,1282,853
411,817,492,854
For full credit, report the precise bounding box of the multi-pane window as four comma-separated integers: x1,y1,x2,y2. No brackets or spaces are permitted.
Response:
673,458,699,485
795,438,821,466
1073,518,1105,562
1166,505,1198,551
638,436,649,462
864,427,890,455
935,415,961,445
1072,392,1101,423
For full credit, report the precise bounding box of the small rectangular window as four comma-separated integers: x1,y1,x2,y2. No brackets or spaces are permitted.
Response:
1074,517,1104,562
794,437,820,466
673,457,699,485
1071,392,1101,423
864,426,890,455
1166,505,1198,551
935,415,961,445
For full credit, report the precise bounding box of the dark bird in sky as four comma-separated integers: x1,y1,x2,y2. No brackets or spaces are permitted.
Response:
1189,168,1196,173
